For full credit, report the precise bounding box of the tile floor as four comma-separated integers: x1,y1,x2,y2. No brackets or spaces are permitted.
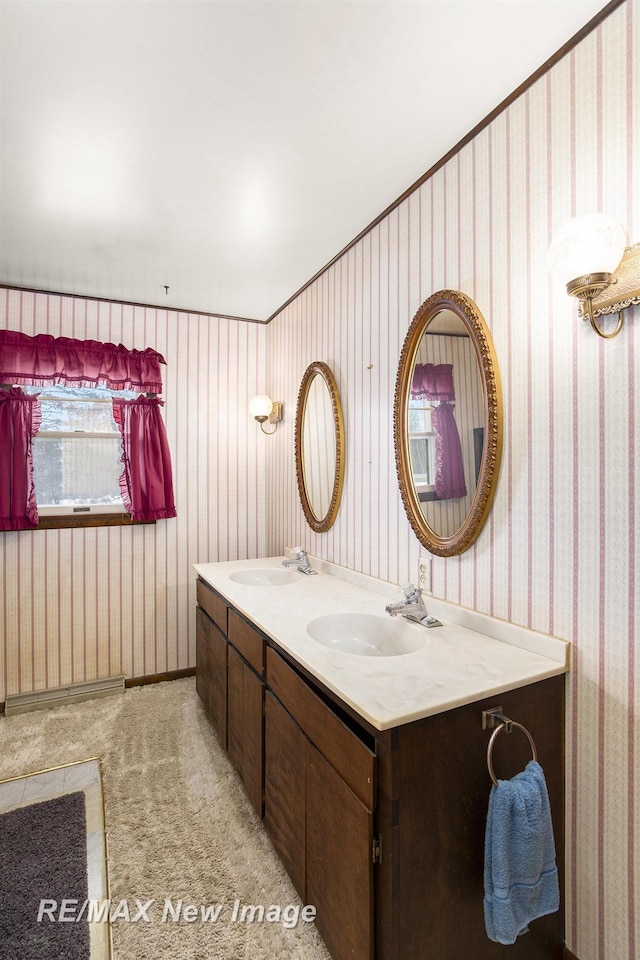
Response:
0,757,111,960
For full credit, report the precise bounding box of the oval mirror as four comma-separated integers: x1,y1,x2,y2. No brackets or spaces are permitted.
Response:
295,361,345,533
394,290,502,556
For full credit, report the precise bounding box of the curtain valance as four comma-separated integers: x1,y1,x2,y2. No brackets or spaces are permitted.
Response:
0,330,166,393
410,363,455,401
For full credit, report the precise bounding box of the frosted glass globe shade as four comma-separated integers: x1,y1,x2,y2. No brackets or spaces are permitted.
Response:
547,213,626,287
250,395,273,418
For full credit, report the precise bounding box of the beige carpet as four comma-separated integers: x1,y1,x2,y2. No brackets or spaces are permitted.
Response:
0,678,332,960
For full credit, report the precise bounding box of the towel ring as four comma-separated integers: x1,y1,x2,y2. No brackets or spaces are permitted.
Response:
486,721,537,786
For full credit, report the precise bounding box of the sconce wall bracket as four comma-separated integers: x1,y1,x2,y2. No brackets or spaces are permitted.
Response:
577,243,640,320
268,401,283,424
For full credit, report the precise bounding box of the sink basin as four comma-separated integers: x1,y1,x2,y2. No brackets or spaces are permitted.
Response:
229,568,299,586
307,613,428,657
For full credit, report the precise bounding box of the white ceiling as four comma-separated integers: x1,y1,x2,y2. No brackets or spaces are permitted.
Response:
0,0,612,321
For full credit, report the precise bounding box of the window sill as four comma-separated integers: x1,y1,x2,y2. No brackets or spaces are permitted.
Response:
34,514,156,530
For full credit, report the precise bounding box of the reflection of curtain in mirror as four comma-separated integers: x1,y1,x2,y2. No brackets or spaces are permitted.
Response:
410,364,466,500
430,402,467,500
410,363,454,401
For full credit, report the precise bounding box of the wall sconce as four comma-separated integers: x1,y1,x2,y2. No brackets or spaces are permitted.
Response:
548,213,640,339
250,395,282,435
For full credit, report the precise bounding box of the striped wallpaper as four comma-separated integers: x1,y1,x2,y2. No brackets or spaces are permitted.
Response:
0,4,637,960
266,5,639,960
0,289,268,697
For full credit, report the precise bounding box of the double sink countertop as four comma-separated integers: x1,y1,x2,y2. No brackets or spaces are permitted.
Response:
194,556,570,732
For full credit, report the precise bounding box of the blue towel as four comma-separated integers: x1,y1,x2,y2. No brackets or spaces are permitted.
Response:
484,760,560,944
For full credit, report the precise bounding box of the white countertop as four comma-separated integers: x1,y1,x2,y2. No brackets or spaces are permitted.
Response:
194,557,569,732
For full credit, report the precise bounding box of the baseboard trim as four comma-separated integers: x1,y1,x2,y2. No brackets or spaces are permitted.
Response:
125,667,196,688
4,675,126,716
1,669,196,717
564,947,580,960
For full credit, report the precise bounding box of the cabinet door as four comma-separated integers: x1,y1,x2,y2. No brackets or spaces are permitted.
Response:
196,579,227,633
242,664,264,816
195,606,210,708
227,645,264,817
306,744,374,960
227,643,244,772
228,608,265,675
264,692,306,898
266,647,375,809
195,607,228,748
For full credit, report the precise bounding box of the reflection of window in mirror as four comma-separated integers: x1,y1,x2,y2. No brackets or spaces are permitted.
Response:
408,398,436,501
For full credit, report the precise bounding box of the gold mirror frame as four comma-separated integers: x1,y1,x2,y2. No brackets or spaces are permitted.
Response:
394,290,503,557
295,361,345,533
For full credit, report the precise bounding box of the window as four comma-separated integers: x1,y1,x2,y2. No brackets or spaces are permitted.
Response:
23,385,138,517
408,397,436,499
0,329,176,531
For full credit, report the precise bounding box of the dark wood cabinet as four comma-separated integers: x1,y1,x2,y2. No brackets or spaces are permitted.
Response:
195,605,210,706
227,644,264,816
226,644,244,772
195,606,227,747
264,645,376,960
228,607,265,674
196,577,565,960
306,743,374,960
264,691,306,897
372,677,565,960
196,579,264,816
264,680,375,960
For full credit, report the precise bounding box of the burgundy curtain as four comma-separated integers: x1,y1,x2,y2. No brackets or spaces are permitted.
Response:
0,329,165,392
410,363,455,401
410,362,467,501
430,402,467,500
113,397,176,522
0,388,41,530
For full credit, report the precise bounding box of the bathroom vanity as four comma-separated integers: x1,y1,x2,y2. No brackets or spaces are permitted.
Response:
194,558,569,960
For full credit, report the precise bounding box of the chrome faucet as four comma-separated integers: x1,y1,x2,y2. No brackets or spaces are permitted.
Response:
385,583,441,627
282,547,318,576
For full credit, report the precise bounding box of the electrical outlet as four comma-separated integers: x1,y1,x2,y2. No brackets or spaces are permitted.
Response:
418,556,432,592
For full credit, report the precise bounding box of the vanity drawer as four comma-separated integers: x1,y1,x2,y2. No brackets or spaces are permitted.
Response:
197,579,227,634
266,646,375,811
228,609,265,675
